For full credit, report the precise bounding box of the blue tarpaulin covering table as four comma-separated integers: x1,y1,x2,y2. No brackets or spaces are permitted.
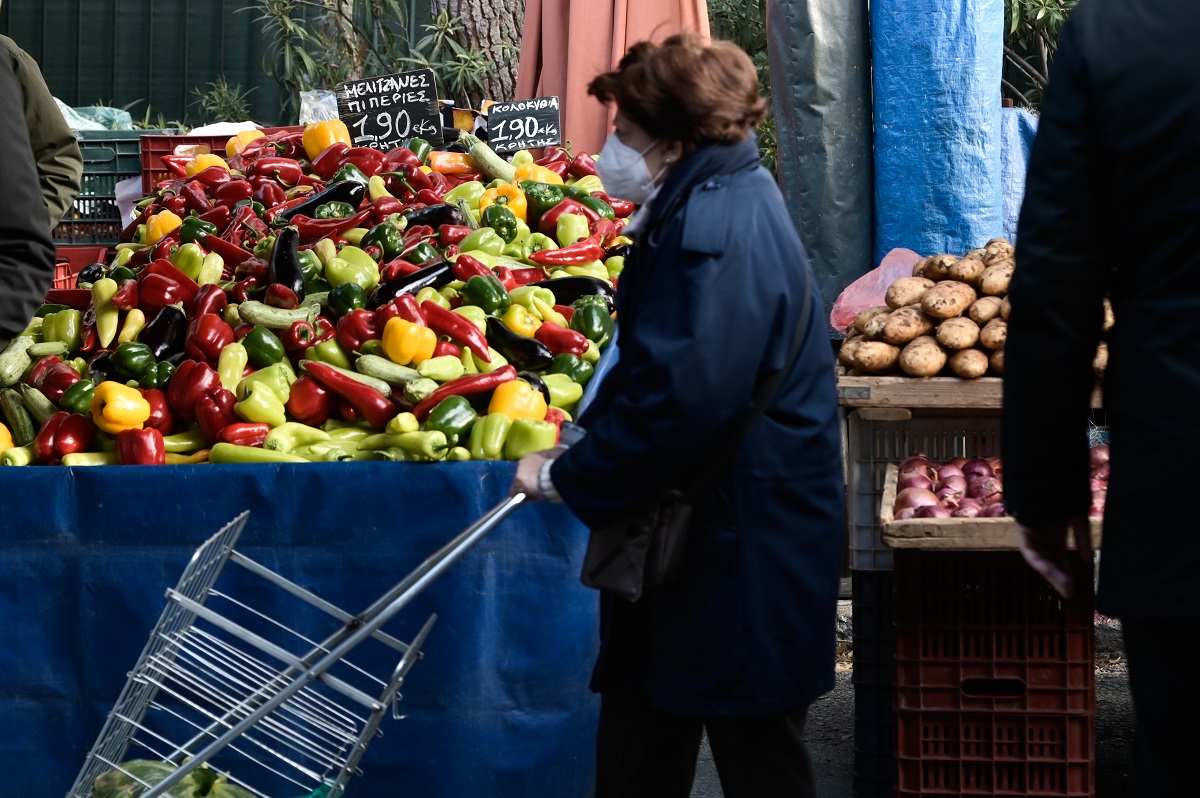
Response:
0,461,599,797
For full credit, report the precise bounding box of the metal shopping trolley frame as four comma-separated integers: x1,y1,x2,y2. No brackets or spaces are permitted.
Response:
69,493,526,798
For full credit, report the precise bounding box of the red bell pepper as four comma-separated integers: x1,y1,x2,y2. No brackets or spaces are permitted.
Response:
116,427,167,465
185,313,235,365
140,387,174,434
252,180,288,209
138,273,186,316
216,422,271,448
213,179,254,209
343,147,389,177
198,204,232,231
492,266,517,292
304,360,398,429
336,308,381,352
285,375,335,427
141,258,201,302
195,387,239,443
385,147,423,171
281,320,320,353
544,406,565,443
412,365,518,421
512,268,548,287
231,276,265,304
263,283,300,310
433,340,460,359
403,224,436,246
538,198,601,236
188,283,229,319
338,398,362,423
180,180,213,213
415,188,445,206
534,320,590,356
529,234,605,266
593,190,634,219
569,152,598,178
292,207,373,241
451,253,493,282
167,359,222,422
33,359,83,403
162,194,189,218
314,316,335,343
371,196,405,224
421,300,490,361
27,354,61,390
311,142,351,180
111,279,140,312
34,411,96,464
191,165,233,188
247,156,304,187
438,224,473,246
376,294,425,327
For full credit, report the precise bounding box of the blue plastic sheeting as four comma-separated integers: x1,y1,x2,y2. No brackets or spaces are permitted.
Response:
872,0,1004,262
1001,106,1039,243
0,462,598,797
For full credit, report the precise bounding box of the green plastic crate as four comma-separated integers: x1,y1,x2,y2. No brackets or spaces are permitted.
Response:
53,129,172,246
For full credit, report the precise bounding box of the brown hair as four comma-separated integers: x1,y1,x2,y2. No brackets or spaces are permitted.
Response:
588,33,767,154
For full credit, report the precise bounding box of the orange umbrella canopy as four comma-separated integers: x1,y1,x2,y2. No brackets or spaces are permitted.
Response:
515,0,710,156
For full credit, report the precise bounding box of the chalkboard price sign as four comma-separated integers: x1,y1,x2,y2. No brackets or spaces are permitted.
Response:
335,68,443,149
486,97,562,154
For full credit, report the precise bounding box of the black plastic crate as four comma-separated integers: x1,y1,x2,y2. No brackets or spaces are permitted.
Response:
854,682,896,798
852,569,895,687
53,130,168,245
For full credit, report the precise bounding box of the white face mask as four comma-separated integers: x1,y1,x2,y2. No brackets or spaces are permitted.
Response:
595,134,667,206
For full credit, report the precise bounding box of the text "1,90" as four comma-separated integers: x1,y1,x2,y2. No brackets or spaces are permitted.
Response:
491,117,558,144
351,110,437,143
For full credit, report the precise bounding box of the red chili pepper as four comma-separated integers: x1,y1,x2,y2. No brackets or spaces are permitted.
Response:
188,283,229,319
285,375,336,427
438,224,473,246
79,320,99,354
451,253,493,282
371,196,405,223
385,147,423,171
140,388,174,434
231,275,264,304
195,387,239,443
593,191,634,219
403,224,436,246
42,288,92,310
116,426,167,465
233,258,269,282
35,411,95,464
427,171,453,195
213,179,254,209
281,320,320,353
412,365,518,421
141,258,201,302
376,294,425,328
160,155,192,179
590,218,620,244
292,207,372,241
263,283,300,310
311,142,351,180
111,279,139,312
304,360,398,430
529,234,605,266
421,300,491,361
253,180,288,209
163,194,189,217
180,180,213,213
247,156,304,187
168,359,223,422
569,152,598,178
343,147,389,177
414,188,444,206
538,198,601,236
264,196,312,225
152,229,182,263
217,422,271,448
553,304,575,323
433,340,460,359
534,320,590,356
191,165,233,188
336,308,381,352
492,266,517,292
380,258,423,282
200,233,253,268
185,313,235,365
512,268,548,287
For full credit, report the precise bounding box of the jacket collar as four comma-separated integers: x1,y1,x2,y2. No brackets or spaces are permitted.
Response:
638,134,761,240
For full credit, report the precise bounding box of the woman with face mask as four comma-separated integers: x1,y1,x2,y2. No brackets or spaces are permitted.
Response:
510,34,843,798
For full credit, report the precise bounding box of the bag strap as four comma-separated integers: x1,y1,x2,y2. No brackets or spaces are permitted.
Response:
682,270,814,499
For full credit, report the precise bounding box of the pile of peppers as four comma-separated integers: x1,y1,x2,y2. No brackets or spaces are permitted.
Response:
0,124,630,466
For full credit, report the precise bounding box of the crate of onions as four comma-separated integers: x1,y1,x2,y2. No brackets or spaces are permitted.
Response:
879,449,1106,550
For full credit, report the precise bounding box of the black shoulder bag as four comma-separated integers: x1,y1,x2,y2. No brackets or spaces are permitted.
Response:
580,274,813,602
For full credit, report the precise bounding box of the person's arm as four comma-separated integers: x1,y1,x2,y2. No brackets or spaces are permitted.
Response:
1002,16,1107,596
0,51,57,349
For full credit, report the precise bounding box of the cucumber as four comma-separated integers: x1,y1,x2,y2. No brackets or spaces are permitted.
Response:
236,300,318,330
457,132,517,184
0,335,35,388
300,360,392,396
354,354,422,387
0,388,36,446
27,341,70,359
15,383,58,426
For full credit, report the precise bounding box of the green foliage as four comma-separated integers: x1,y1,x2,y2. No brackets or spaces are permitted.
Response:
191,76,255,124
1003,0,1079,108
707,0,775,171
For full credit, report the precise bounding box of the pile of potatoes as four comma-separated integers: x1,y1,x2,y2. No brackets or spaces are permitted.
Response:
840,239,1016,379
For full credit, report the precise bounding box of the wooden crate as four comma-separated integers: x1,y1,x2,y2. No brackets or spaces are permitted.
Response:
836,366,1103,411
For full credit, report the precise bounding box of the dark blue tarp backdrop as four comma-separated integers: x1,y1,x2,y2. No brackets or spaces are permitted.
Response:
1001,106,1039,244
0,462,598,797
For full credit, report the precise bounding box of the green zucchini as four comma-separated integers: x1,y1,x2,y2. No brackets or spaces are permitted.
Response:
0,335,35,388
458,132,517,183
0,388,36,446
236,300,319,330
354,354,423,387
15,383,58,426
27,341,70,359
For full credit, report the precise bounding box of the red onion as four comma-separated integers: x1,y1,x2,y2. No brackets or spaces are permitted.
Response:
1090,444,1110,468
962,459,994,478
898,473,935,492
895,507,919,520
895,487,940,512
915,504,952,518
969,477,1003,504
981,502,1008,518
1089,504,1104,518
949,457,968,468
937,463,965,481
936,484,965,504
1091,462,1109,481
1089,478,1107,494
952,499,983,518
984,456,1003,471
939,475,968,493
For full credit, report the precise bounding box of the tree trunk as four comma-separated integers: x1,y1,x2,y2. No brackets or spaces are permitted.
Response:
432,0,525,107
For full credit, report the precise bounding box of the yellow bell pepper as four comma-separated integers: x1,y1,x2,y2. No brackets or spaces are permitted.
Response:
225,129,265,157
90,381,151,434
479,183,528,222
186,153,229,177
0,422,12,454
488,379,548,422
144,209,183,246
501,304,541,337
382,317,437,366
302,119,352,161
514,162,564,185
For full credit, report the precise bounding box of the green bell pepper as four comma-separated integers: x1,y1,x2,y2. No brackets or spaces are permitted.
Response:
577,195,615,220
59,379,95,415
459,228,506,257
179,216,218,245
571,175,605,195
460,275,510,316
509,286,556,319
469,412,511,461
444,181,486,209
360,222,405,259
416,355,465,383
41,309,82,353
518,181,566,226
401,137,433,164
453,304,488,333
405,241,441,265
517,233,558,263
298,249,324,283
236,360,296,403
138,361,175,391
325,250,380,292
511,150,534,167
481,205,519,243
547,352,594,386
303,339,354,370
171,242,207,282
108,264,138,283
504,417,558,460
328,282,367,316
572,294,611,310
113,342,156,381
234,380,288,427
242,326,286,368
252,235,277,261
263,421,331,452
604,255,625,278
556,213,591,247
331,163,370,188
569,304,615,349
423,395,477,446
540,372,584,409
316,200,357,219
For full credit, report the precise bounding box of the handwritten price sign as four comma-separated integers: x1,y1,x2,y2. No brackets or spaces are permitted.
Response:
486,97,561,154
335,68,443,149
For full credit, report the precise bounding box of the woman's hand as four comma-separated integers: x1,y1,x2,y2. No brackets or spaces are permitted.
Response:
509,448,563,500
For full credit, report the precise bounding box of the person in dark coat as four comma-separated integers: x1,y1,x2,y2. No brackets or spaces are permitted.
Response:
1003,4,1200,795
511,34,843,798
0,42,57,350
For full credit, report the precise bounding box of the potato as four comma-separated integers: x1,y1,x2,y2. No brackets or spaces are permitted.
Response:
989,348,1005,375
911,256,931,278
920,281,977,319
1102,297,1115,333
984,238,1015,263
963,248,987,261
853,341,900,374
1093,342,1108,377
936,317,980,350
838,335,864,367
861,310,892,341
948,257,986,286
979,318,1007,350
898,336,948,377
947,348,990,379
979,261,1015,296
1000,295,1012,320
880,305,936,345
851,305,891,336
968,296,1003,325
885,277,936,309
916,254,958,281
